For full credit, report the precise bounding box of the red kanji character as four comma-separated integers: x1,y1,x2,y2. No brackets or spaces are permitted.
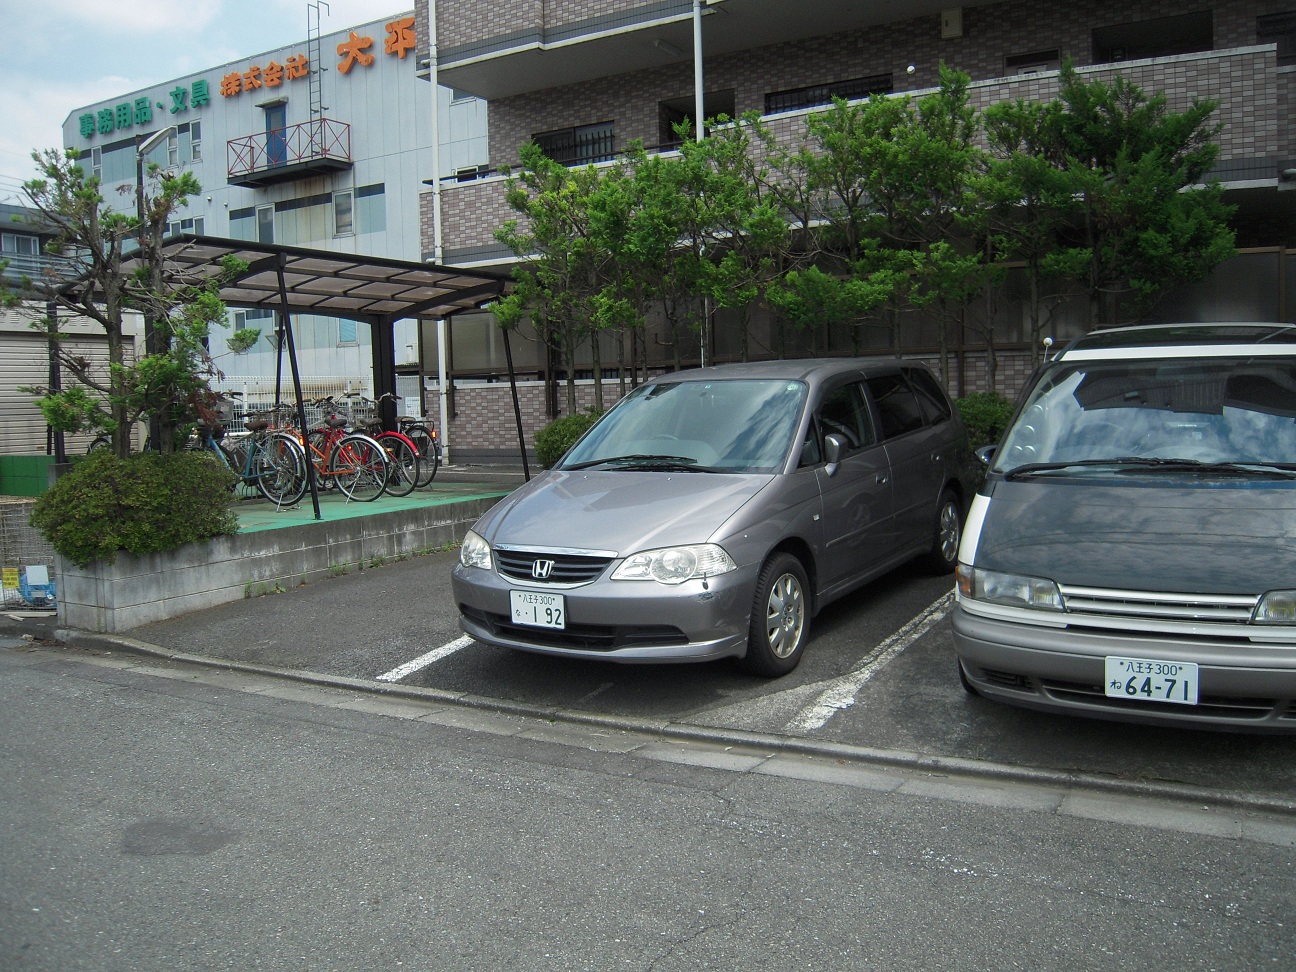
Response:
337,31,374,74
285,54,310,79
243,65,263,90
385,17,416,58
220,72,242,97
263,61,284,87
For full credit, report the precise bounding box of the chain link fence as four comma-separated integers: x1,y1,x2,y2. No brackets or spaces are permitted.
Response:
0,498,56,611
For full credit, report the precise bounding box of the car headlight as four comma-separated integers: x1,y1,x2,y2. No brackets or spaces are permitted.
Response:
1253,590,1296,624
611,544,737,585
957,564,1063,611
460,530,493,570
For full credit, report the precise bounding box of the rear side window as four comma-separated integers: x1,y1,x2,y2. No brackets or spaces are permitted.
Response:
905,368,954,424
867,373,924,438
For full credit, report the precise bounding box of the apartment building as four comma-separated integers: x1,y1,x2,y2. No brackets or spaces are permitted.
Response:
415,0,1296,452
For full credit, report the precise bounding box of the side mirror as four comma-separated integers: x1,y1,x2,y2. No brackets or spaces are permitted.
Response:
824,433,845,476
975,444,997,466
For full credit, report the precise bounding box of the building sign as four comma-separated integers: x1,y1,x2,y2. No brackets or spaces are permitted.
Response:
76,17,417,140
338,17,416,73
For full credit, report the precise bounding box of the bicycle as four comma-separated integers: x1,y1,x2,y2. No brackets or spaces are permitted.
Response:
293,397,389,502
364,392,441,487
348,393,432,497
195,411,308,507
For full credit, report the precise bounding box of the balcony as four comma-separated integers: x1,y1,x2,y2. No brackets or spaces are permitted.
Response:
226,118,352,188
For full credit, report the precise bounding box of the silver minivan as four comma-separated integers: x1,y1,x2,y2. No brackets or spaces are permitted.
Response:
953,323,1296,731
453,358,976,676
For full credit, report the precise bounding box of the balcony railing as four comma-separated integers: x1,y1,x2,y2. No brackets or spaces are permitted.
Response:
226,117,352,188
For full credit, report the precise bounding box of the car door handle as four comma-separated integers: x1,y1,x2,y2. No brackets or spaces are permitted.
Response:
930,452,942,463
875,473,889,485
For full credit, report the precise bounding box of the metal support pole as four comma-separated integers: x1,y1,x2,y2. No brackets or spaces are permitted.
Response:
276,257,321,520
503,326,530,481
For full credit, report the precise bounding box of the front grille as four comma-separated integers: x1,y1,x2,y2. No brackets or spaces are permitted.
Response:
1059,585,1258,624
495,548,614,585
460,605,688,652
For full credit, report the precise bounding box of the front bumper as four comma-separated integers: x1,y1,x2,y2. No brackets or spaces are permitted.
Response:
951,603,1296,732
451,562,758,664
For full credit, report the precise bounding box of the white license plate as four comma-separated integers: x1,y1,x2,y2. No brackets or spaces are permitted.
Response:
1104,655,1199,705
510,590,565,629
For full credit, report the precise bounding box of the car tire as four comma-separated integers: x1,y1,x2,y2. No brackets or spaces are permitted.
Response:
740,552,810,678
921,488,962,575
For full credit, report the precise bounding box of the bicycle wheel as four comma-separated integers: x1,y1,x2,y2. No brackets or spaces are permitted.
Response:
329,432,388,501
404,424,440,486
254,433,308,506
376,433,419,498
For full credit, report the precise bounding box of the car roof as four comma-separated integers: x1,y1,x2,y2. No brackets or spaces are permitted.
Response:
648,356,919,384
1057,322,1296,360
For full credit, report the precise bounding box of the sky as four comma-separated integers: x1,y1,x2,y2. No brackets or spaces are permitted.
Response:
0,0,411,204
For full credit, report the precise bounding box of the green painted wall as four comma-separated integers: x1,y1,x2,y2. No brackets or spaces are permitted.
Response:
0,455,57,497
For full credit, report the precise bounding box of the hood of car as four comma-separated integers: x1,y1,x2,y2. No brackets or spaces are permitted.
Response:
975,479,1296,594
474,469,772,555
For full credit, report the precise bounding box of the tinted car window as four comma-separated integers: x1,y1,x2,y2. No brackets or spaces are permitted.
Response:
817,381,875,454
867,373,924,438
906,367,953,424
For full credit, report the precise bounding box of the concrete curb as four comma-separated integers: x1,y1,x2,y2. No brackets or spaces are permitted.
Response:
58,627,1296,819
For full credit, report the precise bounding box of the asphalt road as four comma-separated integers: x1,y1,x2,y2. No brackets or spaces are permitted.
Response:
3,641,1294,972
84,548,1296,806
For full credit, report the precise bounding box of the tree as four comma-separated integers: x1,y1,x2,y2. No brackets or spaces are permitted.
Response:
2,148,251,457
495,142,636,415
1046,63,1236,325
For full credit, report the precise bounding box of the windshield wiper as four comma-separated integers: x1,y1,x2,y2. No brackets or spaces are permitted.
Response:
565,454,713,472
1005,457,1296,480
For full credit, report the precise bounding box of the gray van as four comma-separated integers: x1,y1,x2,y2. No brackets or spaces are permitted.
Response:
953,323,1296,731
454,357,976,676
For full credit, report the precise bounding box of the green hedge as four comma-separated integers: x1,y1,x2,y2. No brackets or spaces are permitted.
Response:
30,450,239,566
955,392,1016,450
535,411,603,469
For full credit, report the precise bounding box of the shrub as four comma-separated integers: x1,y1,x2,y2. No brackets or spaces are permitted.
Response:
534,410,603,469
30,449,240,567
955,392,1017,450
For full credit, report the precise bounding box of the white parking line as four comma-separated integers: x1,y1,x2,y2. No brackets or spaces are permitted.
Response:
785,591,955,733
376,636,475,682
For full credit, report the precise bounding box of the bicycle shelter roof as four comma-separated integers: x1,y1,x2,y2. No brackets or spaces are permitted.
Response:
118,233,512,323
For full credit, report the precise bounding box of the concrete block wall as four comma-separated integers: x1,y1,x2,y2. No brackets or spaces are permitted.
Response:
57,495,502,633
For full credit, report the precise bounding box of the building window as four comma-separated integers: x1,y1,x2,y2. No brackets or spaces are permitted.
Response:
356,183,386,234
1257,12,1296,66
764,74,893,115
165,216,206,238
257,205,274,244
175,121,202,163
450,87,475,103
334,190,354,236
90,146,102,181
229,206,255,241
2,233,39,257
533,122,615,167
1004,49,1060,75
1092,11,1213,64
233,308,275,352
338,318,358,346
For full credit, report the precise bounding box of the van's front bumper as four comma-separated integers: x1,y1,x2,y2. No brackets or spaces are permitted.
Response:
951,603,1296,732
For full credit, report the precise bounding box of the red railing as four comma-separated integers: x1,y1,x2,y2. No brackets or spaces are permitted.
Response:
227,117,351,181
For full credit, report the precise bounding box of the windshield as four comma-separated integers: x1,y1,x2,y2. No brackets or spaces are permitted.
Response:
560,378,808,474
993,356,1296,473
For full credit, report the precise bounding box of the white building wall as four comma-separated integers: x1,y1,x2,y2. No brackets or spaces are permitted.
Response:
60,11,487,395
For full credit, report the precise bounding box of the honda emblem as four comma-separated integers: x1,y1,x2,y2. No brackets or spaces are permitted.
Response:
531,559,555,580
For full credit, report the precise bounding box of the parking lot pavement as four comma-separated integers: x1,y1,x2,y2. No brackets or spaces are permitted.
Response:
19,548,1291,816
